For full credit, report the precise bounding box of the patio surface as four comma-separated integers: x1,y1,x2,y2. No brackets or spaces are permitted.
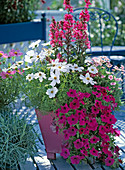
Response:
14,102,125,170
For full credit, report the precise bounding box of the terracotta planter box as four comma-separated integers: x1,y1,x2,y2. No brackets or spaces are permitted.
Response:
35,109,64,159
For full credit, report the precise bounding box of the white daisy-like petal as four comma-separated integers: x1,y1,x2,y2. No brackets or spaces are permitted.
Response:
70,64,84,72
29,40,41,49
46,87,58,98
80,73,95,85
88,65,98,74
25,50,37,63
23,66,32,70
48,72,60,86
26,73,34,81
34,72,46,82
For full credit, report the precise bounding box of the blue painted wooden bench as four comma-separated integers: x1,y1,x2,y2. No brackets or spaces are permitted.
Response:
0,13,46,44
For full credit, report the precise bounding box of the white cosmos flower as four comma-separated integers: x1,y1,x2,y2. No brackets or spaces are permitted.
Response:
46,87,58,98
54,64,68,73
15,60,24,66
23,66,32,70
48,72,60,86
79,73,96,85
47,59,60,67
26,73,34,81
42,41,50,46
29,40,41,49
25,50,37,63
88,66,98,74
34,72,46,82
70,64,84,72
34,51,46,62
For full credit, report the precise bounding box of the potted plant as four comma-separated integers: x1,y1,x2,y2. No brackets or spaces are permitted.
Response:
0,109,38,170
19,0,123,166
0,0,46,44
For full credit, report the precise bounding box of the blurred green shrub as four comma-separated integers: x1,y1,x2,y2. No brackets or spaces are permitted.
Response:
0,0,40,24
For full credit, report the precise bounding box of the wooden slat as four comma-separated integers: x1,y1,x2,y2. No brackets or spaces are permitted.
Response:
73,161,93,170
52,154,74,170
33,138,55,170
19,157,36,170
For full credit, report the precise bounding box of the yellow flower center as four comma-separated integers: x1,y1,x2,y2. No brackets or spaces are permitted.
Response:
29,76,31,79
0,53,3,56
86,77,90,80
14,52,18,55
7,71,11,73
75,66,78,68
37,55,40,58
58,66,61,69
6,74,9,78
39,73,42,76
54,76,57,80
53,64,56,67
91,69,94,71
51,90,54,93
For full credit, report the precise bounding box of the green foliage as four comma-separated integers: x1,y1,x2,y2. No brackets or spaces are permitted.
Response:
0,50,24,111
0,73,23,110
0,0,40,24
0,109,38,169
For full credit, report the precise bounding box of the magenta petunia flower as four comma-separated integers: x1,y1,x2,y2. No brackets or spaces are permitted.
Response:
107,115,117,124
90,136,100,144
92,91,101,98
73,139,83,149
67,89,77,98
83,127,90,135
68,126,77,136
60,103,70,113
60,148,70,159
95,100,102,108
88,118,98,131
82,92,91,98
99,125,106,135
69,99,80,110
84,142,90,149
55,108,60,117
79,116,86,126
101,114,108,123
102,134,110,142
76,109,84,118
91,106,100,114
70,155,81,164
105,157,114,166
67,114,78,126
82,138,89,144
79,127,85,135
80,149,88,156
100,88,107,96
77,91,85,100
102,95,111,102
58,115,66,124
90,147,98,157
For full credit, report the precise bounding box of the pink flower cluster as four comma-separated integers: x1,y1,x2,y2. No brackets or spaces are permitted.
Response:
0,49,23,79
49,0,91,62
55,88,121,167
